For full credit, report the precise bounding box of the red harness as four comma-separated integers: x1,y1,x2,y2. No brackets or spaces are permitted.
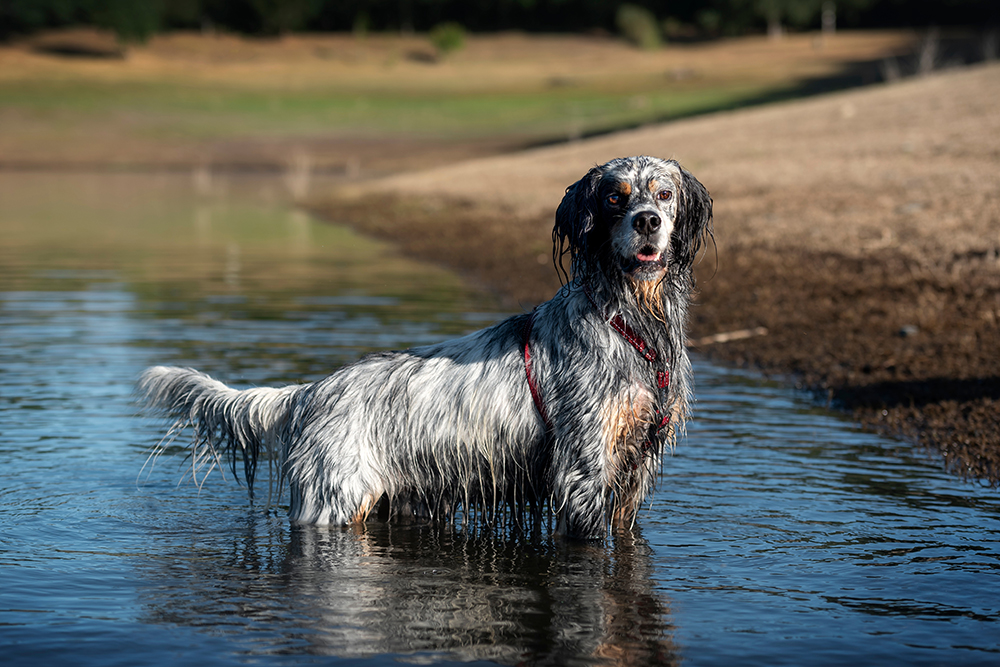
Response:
522,296,671,468
522,310,550,428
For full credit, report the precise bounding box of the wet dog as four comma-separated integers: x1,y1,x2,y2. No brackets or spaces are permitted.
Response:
137,156,712,539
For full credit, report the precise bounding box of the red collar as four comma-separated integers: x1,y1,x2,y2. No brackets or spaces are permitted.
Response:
583,286,659,363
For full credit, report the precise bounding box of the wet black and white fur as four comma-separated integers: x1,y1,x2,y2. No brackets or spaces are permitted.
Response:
137,156,712,539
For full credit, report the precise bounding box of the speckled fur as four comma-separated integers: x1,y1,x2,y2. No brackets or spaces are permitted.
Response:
136,156,712,539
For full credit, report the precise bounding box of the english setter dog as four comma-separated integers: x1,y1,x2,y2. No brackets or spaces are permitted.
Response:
138,155,712,539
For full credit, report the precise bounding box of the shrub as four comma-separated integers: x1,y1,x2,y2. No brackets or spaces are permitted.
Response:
352,12,370,38
429,22,466,58
94,0,163,45
616,4,662,50
696,9,722,36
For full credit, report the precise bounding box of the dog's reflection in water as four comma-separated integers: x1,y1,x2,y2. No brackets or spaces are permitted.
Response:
142,518,679,666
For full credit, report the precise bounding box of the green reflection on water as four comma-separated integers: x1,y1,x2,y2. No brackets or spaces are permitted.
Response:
0,171,505,382
0,172,496,319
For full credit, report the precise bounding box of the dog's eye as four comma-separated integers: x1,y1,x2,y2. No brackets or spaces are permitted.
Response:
657,190,672,201
607,194,621,206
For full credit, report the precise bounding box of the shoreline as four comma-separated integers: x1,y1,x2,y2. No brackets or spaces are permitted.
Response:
316,63,1000,486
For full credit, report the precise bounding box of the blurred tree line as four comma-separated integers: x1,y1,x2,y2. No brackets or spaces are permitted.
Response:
0,0,996,42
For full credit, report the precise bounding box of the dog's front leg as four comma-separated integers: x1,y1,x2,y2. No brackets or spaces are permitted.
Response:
549,422,613,540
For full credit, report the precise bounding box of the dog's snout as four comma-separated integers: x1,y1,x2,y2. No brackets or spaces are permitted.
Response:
632,211,661,235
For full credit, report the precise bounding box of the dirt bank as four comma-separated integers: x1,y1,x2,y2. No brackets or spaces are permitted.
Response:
318,62,1000,484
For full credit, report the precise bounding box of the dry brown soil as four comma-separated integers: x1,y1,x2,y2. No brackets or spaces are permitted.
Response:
318,63,1000,484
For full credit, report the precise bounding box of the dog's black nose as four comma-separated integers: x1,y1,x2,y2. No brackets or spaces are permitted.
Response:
632,211,661,235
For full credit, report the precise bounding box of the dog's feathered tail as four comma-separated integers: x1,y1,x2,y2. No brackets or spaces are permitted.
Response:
136,366,302,500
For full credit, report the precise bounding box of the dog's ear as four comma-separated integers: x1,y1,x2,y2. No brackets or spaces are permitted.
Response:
673,169,713,271
553,166,603,280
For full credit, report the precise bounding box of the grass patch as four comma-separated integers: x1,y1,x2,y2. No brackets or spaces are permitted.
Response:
0,75,765,140
0,30,915,166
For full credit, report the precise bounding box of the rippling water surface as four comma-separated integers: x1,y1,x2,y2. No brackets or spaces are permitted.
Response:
1,173,997,666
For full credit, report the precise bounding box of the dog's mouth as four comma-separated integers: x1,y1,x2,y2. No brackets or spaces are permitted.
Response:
636,247,662,264
621,245,666,276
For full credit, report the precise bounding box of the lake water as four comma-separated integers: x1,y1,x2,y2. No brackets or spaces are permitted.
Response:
1,173,997,666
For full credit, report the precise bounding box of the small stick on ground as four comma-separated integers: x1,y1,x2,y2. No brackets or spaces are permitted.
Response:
688,327,769,348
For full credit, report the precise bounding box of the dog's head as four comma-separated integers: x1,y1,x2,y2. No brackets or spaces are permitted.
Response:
553,156,712,284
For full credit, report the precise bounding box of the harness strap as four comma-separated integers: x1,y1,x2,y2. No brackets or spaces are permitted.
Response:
608,313,658,362
583,285,673,470
522,291,673,464
523,311,551,429
584,287,659,362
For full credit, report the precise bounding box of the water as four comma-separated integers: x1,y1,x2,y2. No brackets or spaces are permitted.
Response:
1,173,997,666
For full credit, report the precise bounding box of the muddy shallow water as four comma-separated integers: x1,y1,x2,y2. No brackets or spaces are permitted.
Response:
1,173,997,666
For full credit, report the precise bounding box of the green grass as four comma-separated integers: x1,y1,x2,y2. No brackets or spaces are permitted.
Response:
0,76,774,145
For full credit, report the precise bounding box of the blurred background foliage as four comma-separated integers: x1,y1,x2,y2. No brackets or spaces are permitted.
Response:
0,0,996,43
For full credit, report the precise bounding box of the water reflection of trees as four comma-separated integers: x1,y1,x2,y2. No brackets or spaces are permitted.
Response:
138,514,678,665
